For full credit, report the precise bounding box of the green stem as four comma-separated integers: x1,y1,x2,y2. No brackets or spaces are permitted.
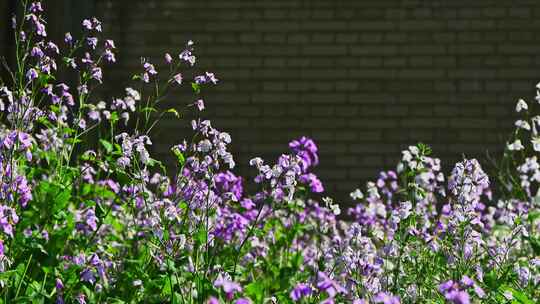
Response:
15,253,33,299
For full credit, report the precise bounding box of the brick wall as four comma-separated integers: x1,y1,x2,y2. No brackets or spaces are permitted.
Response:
0,1,10,74
5,0,540,202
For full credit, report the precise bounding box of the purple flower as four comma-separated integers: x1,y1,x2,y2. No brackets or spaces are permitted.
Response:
30,2,44,13
516,267,530,286
445,290,470,304
235,299,251,304
75,207,98,233
374,292,400,304
0,240,4,256
214,274,242,299
144,62,157,75
460,275,474,287
26,68,38,81
91,67,103,83
439,280,455,293
80,268,96,284
31,46,44,58
76,294,86,304
194,75,206,84
55,278,64,290
299,173,324,193
207,297,219,304
289,137,319,172
448,159,489,205
47,42,59,54
316,272,345,298
0,205,19,237
214,171,243,201
290,283,312,301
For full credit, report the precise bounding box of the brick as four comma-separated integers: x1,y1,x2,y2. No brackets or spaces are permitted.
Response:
350,45,397,56
65,0,540,203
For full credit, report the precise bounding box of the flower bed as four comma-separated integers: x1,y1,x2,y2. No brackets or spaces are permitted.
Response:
0,2,539,303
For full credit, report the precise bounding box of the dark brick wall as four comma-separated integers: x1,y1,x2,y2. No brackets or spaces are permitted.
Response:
4,0,540,202
0,1,9,71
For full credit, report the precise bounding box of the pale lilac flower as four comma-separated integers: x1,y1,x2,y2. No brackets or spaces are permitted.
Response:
87,37,98,49
47,42,59,54
214,274,242,298
64,32,73,44
207,297,219,304
165,53,173,64
82,19,93,30
104,49,116,63
195,99,205,111
374,292,400,304
105,39,116,49
173,73,183,85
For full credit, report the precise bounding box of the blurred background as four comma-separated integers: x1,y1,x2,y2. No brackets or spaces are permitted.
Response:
2,0,540,203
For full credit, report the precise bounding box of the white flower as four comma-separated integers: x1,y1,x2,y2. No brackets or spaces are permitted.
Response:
331,204,341,216
532,116,540,135
507,139,524,151
350,189,364,200
516,99,528,112
249,157,264,168
125,87,141,101
532,137,540,152
322,197,341,215
515,120,531,130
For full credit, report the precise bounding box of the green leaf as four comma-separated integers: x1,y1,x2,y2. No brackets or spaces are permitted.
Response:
100,139,113,153
528,211,540,222
172,147,185,165
500,285,534,304
166,108,181,118
528,236,540,256
195,228,207,245
141,107,157,114
191,82,201,94
245,281,265,303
